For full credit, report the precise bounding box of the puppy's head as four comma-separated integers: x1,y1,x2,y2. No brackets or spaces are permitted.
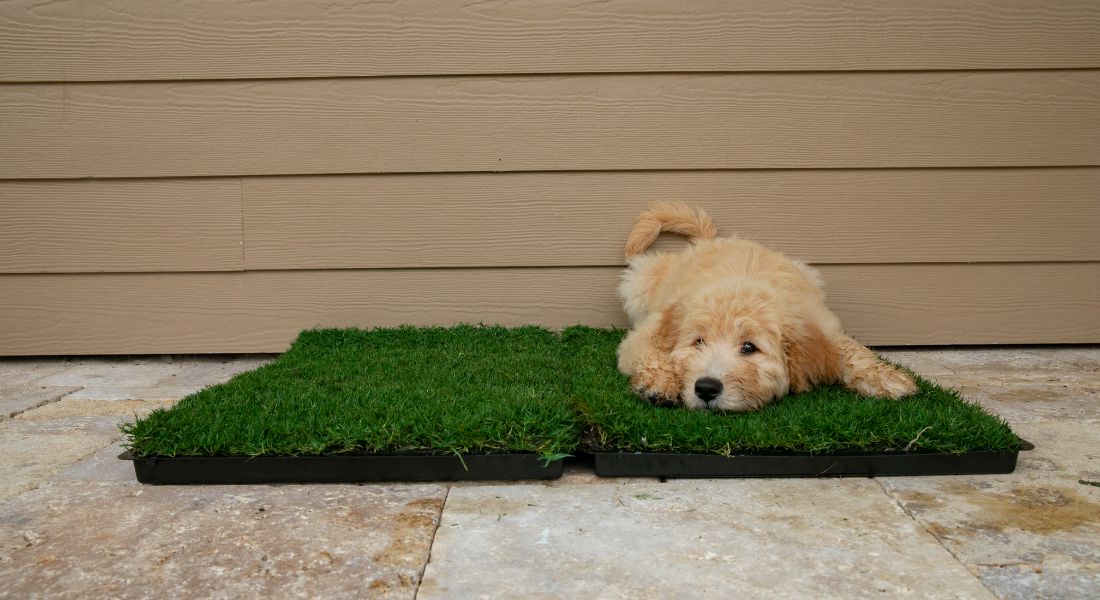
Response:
655,283,791,411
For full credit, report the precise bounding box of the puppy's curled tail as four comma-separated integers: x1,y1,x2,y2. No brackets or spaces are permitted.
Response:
624,201,718,258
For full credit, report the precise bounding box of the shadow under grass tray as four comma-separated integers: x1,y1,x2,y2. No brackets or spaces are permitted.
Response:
588,443,1030,479
119,451,563,484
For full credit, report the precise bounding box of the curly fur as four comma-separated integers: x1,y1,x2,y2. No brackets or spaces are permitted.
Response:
617,201,917,411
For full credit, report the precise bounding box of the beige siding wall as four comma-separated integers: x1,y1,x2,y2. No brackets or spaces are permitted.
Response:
1,1,1098,353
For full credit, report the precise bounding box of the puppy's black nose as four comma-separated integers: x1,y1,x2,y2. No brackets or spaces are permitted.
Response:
694,377,723,402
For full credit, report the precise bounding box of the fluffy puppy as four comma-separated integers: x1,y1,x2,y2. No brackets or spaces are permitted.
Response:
617,202,917,411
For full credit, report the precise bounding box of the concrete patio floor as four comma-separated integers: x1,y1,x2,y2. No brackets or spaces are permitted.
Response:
0,348,1097,599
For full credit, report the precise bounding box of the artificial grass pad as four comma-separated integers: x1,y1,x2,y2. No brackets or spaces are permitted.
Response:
564,327,1021,455
123,326,580,459
124,324,1021,460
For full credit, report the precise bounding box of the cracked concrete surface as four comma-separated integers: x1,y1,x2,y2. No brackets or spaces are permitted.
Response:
0,348,1097,599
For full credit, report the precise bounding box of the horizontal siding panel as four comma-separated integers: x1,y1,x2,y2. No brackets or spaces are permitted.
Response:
0,179,243,273
5,168,1093,274
3,71,1098,179
824,263,1098,346
0,85,68,171
2,0,1099,82
244,168,1100,269
1,263,1095,354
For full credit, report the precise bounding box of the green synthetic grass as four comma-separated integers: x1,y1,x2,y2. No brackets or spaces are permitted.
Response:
123,326,580,459
564,326,1021,455
124,325,1021,459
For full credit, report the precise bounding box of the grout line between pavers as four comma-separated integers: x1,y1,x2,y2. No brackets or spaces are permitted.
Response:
1,386,85,422
872,477,1002,599
0,431,124,511
413,483,451,600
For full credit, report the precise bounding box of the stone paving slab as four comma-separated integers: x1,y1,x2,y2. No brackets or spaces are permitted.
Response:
0,359,73,387
952,382,1099,424
881,348,1100,382
12,397,174,422
49,439,135,485
0,416,122,503
29,356,274,404
0,481,447,600
419,479,995,599
0,355,275,513
880,419,1100,600
880,348,1100,388
0,385,80,420
36,360,184,389
978,566,1099,600
880,348,1100,423
64,386,200,401
156,356,274,388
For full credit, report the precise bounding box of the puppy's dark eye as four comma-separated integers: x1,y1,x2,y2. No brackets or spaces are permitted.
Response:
740,342,758,354
693,338,706,347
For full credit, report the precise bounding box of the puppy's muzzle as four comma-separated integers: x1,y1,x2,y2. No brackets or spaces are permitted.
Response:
694,377,723,403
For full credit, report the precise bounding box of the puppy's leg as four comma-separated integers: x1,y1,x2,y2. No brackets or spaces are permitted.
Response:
834,335,918,399
617,318,681,405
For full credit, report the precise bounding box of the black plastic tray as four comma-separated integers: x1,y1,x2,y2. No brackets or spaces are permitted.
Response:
590,441,1031,478
119,451,564,484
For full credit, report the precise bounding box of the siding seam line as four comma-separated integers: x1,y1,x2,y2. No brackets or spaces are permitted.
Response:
3,66,1100,86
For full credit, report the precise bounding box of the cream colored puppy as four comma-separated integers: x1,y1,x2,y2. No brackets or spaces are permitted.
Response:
617,202,918,411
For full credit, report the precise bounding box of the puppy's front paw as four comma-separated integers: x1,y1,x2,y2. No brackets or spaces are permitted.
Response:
637,389,679,407
630,362,682,406
853,367,918,399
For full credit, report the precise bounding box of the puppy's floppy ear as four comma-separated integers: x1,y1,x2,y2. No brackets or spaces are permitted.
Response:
652,304,683,353
782,321,840,393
